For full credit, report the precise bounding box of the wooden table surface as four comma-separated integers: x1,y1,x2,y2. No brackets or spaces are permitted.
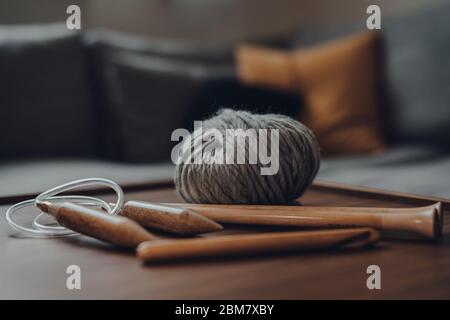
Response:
1,182,449,299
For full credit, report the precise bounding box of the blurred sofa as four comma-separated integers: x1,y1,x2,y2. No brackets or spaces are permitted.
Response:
1,2,450,199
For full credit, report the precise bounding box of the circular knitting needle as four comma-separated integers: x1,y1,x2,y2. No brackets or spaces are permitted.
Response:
37,201,156,247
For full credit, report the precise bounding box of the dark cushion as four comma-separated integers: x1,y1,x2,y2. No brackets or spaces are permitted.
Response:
0,24,97,158
291,2,450,147
84,29,298,159
100,51,299,162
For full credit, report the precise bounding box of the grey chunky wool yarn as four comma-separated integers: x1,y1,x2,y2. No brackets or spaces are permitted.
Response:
174,109,321,204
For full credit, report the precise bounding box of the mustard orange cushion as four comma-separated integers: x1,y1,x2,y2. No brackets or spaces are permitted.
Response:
236,32,385,156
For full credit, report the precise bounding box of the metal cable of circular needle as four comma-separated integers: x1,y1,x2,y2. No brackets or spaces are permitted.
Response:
5,178,124,238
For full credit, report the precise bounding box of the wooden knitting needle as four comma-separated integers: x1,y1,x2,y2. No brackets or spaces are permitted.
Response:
37,201,156,247
162,202,442,240
119,201,223,235
137,228,380,263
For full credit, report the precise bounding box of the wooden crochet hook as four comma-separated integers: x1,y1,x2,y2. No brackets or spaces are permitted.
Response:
119,201,223,235
37,201,156,247
137,228,380,263
163,202,443,240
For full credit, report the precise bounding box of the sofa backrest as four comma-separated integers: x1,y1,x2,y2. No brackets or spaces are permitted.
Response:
0,23,299,162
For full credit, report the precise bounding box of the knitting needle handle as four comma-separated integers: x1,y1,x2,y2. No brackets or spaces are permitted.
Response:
167,202,441,217
137,228,379,263
164,202,442,240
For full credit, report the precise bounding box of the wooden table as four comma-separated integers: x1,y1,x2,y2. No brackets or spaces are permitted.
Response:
1,180,449,299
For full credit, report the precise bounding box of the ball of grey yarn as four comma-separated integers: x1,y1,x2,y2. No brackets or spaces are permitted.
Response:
174,109,321,204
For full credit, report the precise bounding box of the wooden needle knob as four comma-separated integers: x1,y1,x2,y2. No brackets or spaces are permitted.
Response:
37,201,156,247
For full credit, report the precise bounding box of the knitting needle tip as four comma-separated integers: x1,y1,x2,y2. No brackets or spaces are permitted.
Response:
36,201,52,213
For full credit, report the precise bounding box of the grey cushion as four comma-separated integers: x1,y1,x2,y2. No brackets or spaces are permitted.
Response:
0,158,175,198
85,30,300,161
318,146,450,198
0,24,97,158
